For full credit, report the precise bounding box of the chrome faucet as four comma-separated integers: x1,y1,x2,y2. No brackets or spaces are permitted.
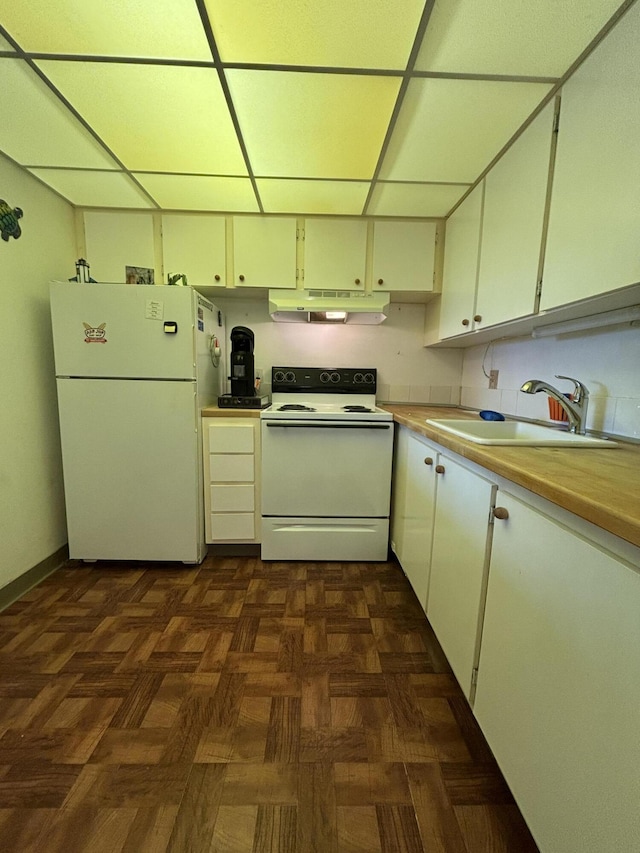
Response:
519,375,590,434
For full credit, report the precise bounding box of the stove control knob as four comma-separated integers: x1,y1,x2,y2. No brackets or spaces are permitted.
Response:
274,371,285,382
320,372,331,383
364,372,375,384
285,372,295,382
354,373,364,383
330,372,340,383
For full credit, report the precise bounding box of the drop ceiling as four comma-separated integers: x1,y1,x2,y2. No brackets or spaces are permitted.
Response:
0,0,630,218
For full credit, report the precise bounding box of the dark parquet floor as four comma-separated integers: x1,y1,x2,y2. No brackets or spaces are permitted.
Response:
0,556,538,852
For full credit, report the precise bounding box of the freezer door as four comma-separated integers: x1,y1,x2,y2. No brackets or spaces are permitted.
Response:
56,377,204,562
50,282,198,379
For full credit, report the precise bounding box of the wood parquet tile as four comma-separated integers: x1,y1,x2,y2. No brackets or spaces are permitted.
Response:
0,557,538,852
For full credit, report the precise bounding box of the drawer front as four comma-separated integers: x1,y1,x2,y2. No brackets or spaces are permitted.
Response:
211,512,255,540
209,454,254,482
210,484,254,512
208,423,255,454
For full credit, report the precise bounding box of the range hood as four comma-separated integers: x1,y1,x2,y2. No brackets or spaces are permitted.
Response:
269,289,389,324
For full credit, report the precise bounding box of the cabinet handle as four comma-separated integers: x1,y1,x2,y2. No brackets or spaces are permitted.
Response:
462,319,470,327
474,314,482,323
238,274,245,282
494,506,509,520
354,278,361,285
378,278,384,285
424,457,433,466
214,274,220,282
435,464,445,474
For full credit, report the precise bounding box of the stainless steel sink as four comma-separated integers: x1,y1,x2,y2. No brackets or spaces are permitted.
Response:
425,418,617,447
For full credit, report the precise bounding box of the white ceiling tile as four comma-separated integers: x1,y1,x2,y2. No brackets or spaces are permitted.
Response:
368,182,469,217
380,78,553,182
227,70,401,179
0,59,118,168
1,0,212,60
36,61,247,175
134,173,259,212
206,0,425,68
0,33,15,51
416,0,624,76
256,179,370,215
28,168,154,208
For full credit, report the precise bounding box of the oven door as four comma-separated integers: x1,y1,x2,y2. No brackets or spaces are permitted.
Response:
261,418,394,517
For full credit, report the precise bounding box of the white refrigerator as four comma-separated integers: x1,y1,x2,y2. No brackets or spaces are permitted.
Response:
50,282,225,563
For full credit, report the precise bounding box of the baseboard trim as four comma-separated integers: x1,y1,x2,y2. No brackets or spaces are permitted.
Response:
0,545,68,612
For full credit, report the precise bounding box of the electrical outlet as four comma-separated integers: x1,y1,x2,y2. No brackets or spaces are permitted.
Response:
489,369,499,390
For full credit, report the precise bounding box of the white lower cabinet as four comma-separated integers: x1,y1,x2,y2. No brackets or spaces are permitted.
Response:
203,419,261,543
474,490,640,853
426,454,496,698
391,429,496,697
391,426,640,851
391,427,439,610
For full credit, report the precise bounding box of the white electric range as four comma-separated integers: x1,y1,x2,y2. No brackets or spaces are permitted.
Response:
260,367,394,561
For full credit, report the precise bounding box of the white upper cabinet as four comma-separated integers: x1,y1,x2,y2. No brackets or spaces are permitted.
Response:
162,214,226,286
541,4,640,309
302,218,368,291
476,101,555,327
232,216,297,289
438,182,483,339
84,211,154,283
371,220,438,293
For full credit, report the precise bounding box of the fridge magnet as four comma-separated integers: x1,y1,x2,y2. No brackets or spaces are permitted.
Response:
83,322,107,343
125,265,154,285
0,198,23,241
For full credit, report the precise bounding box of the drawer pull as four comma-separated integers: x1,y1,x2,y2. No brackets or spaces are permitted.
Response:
494,506,509,520
435,464,445,474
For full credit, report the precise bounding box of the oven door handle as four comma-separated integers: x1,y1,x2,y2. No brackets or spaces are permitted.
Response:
265,422,391,429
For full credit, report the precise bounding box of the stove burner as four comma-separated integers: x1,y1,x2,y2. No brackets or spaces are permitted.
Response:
278,404,316,412
343,405,373,412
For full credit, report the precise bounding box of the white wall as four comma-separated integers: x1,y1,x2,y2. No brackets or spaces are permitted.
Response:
213,298,464,405
461,325,640,438
0,156,76,589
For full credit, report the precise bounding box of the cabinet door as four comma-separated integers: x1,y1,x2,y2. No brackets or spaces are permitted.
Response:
541,4,640,309
438,183,483,339
476,101,555,327
426,454,495,696
232,216,297,289
162,215,225,286
303,219,367,291
474,491,640,853
390,426,410,561
372,221,438,293
84,211,154,283
401,433,438,610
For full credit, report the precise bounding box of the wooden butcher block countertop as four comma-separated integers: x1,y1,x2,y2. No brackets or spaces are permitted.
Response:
384,405,640,550
202,405,262,418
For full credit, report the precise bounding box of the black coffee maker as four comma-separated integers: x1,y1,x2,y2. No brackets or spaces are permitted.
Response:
230,326,255,397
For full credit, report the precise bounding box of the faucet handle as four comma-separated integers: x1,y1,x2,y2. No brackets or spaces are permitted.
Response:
555,375,589,402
